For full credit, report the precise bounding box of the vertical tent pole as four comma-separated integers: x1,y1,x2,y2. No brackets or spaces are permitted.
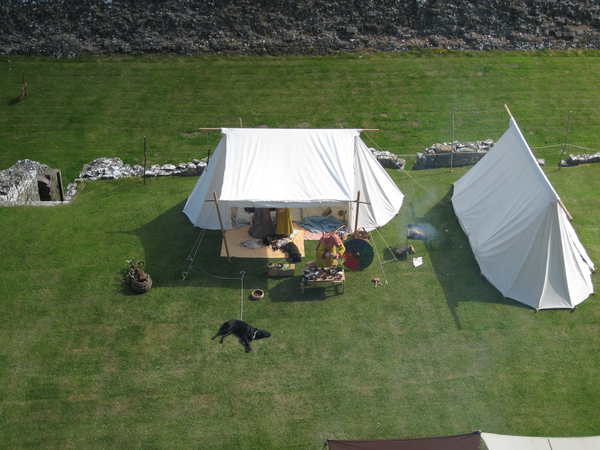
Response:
213,191,231,263
558,111,572,170
450,107,455,172
353,191,361,238
504,104,513,118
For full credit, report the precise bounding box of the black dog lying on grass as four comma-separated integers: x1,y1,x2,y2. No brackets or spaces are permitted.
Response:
212,319,271,353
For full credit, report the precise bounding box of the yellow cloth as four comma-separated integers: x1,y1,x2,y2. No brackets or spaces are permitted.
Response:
276,208,294,235
315,242,346,268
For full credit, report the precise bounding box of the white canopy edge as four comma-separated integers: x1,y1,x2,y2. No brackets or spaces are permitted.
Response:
481,432,600,450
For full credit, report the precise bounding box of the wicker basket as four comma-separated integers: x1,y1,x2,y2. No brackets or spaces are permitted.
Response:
353,227,371,241
130,274,152,293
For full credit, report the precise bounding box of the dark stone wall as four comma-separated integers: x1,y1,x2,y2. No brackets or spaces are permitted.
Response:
2,0,600,57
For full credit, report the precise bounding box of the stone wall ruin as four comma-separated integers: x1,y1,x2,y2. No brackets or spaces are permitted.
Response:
0,159,64,205
413,140,495,170
4,146,597,206
1,148,404,206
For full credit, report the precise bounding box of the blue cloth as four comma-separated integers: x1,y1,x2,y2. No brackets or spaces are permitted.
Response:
297,216,346,233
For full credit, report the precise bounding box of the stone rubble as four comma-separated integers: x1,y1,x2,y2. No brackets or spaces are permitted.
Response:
562,152,600,166
370,149,406,171
2,0,600,58
413,140,495,170
412,139,551,169
65,157,208,202
4,146,596,205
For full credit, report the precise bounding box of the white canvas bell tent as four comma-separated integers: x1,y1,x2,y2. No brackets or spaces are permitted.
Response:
183,128,404,233
452,117,595,310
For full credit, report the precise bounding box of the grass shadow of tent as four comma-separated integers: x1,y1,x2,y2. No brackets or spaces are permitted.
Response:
110,199,197,287
117,199,274,288
107,199,223,288
420,187,527,329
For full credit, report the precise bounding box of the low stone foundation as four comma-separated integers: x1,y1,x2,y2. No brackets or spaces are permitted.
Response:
63,157,209,202
561,152,600,167
371,150,405,171
413,140,495,170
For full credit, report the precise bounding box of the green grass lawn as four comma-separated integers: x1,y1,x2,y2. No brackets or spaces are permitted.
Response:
0,51,599,449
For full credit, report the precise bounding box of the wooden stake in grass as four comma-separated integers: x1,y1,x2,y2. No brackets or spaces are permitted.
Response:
19,71,27,102
450,107,455,172
143,136,147,185
558,111,572,170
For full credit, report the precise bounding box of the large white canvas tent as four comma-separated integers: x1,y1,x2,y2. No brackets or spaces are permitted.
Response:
481,432,600,450
452,117,595,310
183,128,404,233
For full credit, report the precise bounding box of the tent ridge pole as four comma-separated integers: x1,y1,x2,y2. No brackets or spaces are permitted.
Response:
504,104,513,118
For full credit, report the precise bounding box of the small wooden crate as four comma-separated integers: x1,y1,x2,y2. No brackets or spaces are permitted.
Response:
268,264,295,277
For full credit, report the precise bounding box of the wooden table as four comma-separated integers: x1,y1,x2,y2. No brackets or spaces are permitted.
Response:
300,267,345,294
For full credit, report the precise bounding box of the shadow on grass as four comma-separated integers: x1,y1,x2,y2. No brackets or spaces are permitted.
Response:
113,198,279,289
416,187,527,330
268,275,343,302
108,199,219,287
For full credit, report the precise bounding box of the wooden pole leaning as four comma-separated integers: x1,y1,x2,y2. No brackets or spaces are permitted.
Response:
213,191,231,263
558,198,573,222
558,111,572,170
504,104,513,118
